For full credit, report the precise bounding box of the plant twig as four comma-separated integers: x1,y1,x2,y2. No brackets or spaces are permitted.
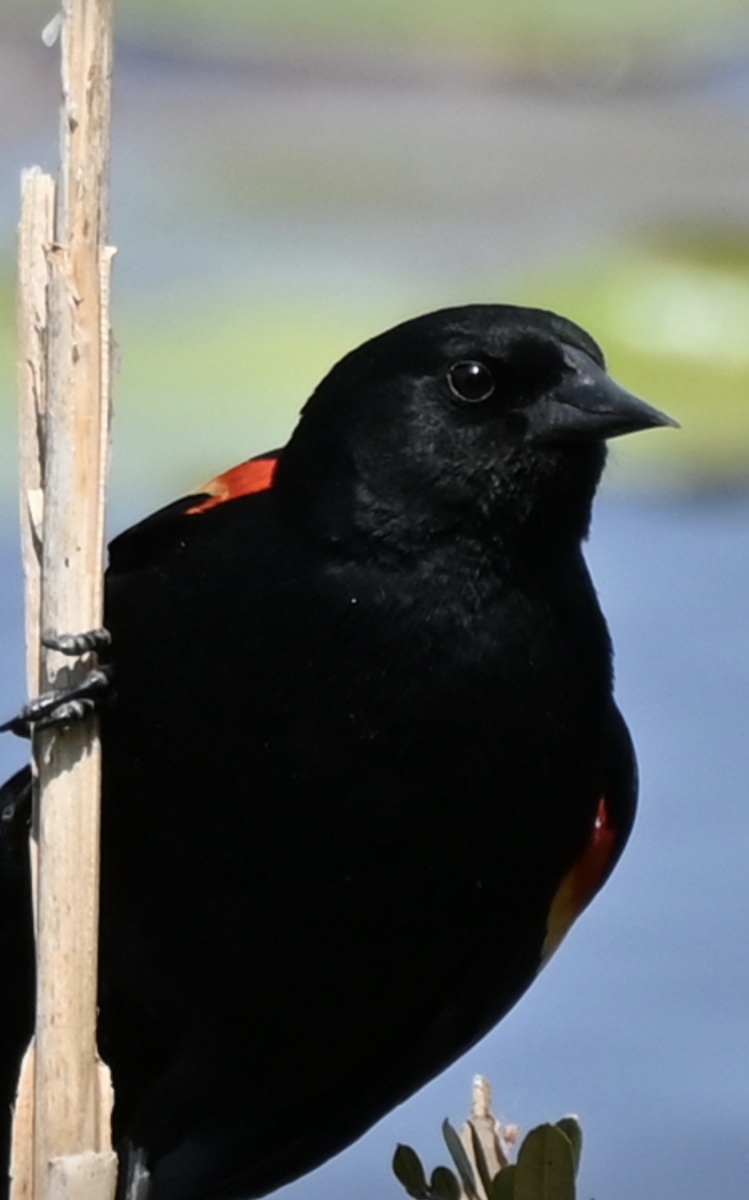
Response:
11,2,117,1198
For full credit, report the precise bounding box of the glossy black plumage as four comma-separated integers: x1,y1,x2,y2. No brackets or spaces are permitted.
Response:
0,771,34,1198
0,305,673,1200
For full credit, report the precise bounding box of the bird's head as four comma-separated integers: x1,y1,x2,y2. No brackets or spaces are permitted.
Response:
279,305,676,552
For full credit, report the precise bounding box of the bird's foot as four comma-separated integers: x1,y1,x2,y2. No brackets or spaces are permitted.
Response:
41,627,111,656
0,628,113,738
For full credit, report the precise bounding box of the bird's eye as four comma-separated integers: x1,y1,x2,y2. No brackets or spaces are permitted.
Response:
447,360,495,403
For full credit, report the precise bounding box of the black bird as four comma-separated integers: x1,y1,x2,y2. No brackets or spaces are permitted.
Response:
0,305,675,1200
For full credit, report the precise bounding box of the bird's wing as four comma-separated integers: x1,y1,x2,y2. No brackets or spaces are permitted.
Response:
108,452,281,576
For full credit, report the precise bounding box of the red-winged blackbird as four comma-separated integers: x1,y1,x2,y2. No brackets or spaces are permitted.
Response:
0,305,674,1200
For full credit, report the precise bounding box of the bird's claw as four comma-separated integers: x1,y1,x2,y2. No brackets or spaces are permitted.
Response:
41,627,112,656
1,626,113,737
25,672,111,734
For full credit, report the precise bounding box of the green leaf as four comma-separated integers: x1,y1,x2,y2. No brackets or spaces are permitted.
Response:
554,1118,583,1177
393,1144,430,1199
488,1166,517,1200
514,1124,576,1200
442,1119,480,1200
430,1166,462,1200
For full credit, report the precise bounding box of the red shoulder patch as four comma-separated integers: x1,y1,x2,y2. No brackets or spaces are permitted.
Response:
187,455,279,515
539,796,618,967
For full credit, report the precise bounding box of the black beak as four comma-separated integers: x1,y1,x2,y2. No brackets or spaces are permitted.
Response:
528,345,679,443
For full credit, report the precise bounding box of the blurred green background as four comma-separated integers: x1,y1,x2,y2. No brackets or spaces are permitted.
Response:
2,0,749,521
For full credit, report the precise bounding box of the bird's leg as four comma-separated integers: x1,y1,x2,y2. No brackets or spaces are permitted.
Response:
0,628,113,738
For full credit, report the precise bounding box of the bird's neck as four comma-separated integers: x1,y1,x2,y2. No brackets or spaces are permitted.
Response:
275,429,604,568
